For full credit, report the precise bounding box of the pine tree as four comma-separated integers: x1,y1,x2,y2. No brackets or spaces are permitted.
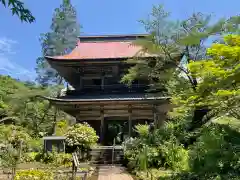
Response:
121,5,240,132
35,0,80,134
36,0,81,86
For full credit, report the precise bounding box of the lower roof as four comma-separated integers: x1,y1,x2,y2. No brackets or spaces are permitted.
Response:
39,94,170,103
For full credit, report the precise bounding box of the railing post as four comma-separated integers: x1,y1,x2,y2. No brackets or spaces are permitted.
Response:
112,138,115,166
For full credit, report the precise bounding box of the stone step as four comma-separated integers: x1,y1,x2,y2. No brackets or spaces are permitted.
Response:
88,146,124,165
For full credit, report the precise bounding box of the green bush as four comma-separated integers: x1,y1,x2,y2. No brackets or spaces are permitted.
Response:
28,138,43,152
15,169,54,180
65,123,99,149
0,125,31,150
34,151,72,167
22,152,38,162
53,153,72,167
189,123,240,176
123,123,190,172
160,138,189,171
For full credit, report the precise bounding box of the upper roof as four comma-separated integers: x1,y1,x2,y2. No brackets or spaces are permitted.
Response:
45,34,153,61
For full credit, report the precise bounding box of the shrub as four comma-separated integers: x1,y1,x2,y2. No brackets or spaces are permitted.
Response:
15,169,54,180
53,153,72,167
0,125,31,150
22,152,38,162
65,123,99,149
160,138,189,171
28,138,43,152
189,123,240,176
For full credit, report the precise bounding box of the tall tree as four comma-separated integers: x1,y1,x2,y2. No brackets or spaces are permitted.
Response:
35,0,80,134
36,0,81,86
121,5,240,131
0,0,35,23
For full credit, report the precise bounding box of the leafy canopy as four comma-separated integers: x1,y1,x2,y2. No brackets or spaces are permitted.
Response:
177,34,240,119
65,123,99,149
0,0,35,23
36,0,80,86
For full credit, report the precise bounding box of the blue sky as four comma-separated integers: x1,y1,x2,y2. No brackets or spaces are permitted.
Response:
0,0,239,81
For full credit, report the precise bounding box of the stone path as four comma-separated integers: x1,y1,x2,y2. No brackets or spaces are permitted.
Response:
97,165,134,180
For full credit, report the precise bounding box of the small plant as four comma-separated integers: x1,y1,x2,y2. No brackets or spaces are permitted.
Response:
135,124,149,138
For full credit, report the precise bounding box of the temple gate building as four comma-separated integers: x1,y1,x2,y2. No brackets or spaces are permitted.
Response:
43,34,179,145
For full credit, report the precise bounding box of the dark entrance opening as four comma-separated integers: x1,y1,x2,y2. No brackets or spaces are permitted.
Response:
93,79,101,86
104,117,129,146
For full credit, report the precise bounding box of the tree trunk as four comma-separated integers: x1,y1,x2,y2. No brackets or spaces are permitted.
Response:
182,107,215,147
51,77,63,135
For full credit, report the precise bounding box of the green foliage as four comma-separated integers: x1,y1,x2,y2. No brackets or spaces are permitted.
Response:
0,125,31,150
55,119,68,136
160,139,189,171
183,34,240,118
123,123,189,172
52,153,72,167
189,123,240,177
22,152,39,163
135,124,149,138
15,169,54,180
121,4,239,130
65,123,99,149
0,75,70,137
27,138,43,152
0,0,35,23
0,144,19,168
37,151,72,167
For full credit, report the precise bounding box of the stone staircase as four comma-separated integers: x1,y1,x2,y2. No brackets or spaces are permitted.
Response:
90,146,124,165
87,146,134,180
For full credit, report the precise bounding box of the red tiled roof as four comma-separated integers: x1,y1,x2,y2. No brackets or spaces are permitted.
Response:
46,36,153,60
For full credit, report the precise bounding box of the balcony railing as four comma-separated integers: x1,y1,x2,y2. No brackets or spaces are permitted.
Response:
66,84,148,96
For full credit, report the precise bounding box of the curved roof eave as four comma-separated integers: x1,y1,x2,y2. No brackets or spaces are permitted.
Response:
37,95,171,103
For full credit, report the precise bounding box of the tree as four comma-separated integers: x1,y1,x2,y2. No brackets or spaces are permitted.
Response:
35,0,81,134
36,0,81,86
121,4,240,131
0,0,35,23
184,34,240,120
0,75,70,137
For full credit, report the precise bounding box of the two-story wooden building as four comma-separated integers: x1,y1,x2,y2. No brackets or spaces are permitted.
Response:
43,34,177,144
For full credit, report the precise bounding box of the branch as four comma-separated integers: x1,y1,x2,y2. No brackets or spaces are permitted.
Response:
159,43,197,90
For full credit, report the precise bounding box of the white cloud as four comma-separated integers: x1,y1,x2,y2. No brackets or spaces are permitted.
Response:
0,37,36,81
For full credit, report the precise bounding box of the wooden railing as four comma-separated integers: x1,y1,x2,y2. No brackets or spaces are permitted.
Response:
66,84,148,96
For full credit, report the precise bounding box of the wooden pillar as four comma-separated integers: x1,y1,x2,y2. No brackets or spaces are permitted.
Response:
153,104,157,128
79,76,82,89
100,107,104,144
63,140,66,153
101,76,104,90
128,105,132,137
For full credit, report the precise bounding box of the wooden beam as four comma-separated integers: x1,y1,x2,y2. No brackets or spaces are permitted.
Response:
128,105,132,137
53,99,168,106
100,106,104,143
